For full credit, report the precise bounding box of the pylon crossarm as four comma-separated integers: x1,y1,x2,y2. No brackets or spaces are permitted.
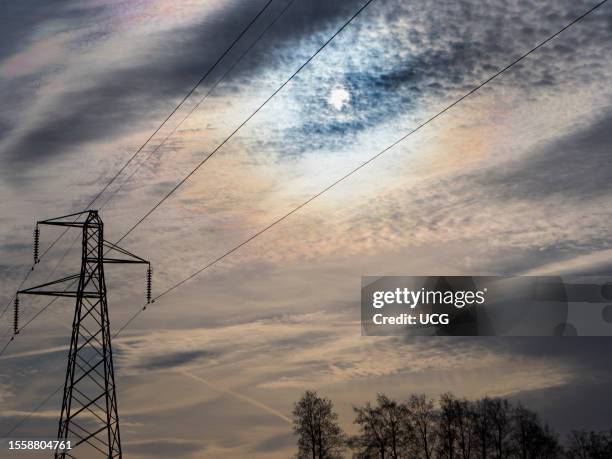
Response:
22,291,80,298
17,274,81,297
39,211,98,228
100,257,149,264
102,240,149,264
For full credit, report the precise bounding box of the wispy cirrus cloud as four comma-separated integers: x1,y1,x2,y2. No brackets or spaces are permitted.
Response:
2,1,612,457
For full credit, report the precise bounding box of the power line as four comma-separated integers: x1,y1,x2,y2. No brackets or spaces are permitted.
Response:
0,234,79,339
0,0,372,368
0,0,276,333
0,0,297,349
115,0,612,332
0,386,62,440
3,0,608,350
114,0,377,246
84,0,276,210
0,336,13,355
0,267,33,322
97,0,298,211
0,0,361,350
2,0,608,352
2,0,608,437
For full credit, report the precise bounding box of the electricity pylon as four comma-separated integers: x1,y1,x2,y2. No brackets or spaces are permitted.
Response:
16,210,151,458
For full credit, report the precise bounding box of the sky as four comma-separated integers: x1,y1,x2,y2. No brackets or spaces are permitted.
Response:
1,0,612,457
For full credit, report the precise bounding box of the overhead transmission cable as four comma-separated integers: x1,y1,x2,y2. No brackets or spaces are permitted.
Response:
109,0,612,334
0,0,297,347
1,0,608,437
85,0,275,210
0,0,276,330
114,0,378,246
0,0,295,344
0,0,359,348
0,0,296,343
98,0,299,211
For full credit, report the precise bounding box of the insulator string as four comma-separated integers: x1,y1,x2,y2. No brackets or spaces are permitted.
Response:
146,266,153,304
33,225,40,265
13,296,19,335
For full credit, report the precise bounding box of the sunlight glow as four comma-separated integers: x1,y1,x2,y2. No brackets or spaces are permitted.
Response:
327,86,350,111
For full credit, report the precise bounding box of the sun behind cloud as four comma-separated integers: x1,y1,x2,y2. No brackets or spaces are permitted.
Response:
327,85,351,111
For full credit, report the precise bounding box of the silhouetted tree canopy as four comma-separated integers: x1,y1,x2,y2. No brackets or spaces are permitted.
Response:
292,391,612,458
293,390,346,459
566,430,612,459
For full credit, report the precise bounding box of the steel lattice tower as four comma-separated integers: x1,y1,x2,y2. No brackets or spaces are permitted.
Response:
17,210,150,458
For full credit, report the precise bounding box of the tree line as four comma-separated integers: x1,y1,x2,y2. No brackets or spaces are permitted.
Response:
292,391,612,458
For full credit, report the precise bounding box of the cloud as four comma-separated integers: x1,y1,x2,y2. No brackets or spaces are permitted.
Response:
133,349,216,370
2,2,612,455
524,248,612,276
124,438,205,457
0,1,84,63
0,344,68,362
4,0,611,173
0,410,56,440
182,371,292,424
477,108,612,201
0,381,13,404
250,431,295,454
510,380,612,435
250,0,612,157
110,310,577,399
0,0,360,171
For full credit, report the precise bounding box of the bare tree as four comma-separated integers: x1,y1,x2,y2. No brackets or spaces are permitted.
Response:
535,424,562,459
377,394,407,459
455,398,476,459
489,398,511,459
437,393,459,459
353,399,388,458
293,390,345,459
512,404,534,459
566,431,592,459
565,430,612,459
292,391,606,459
473,397,493,459
511,404,561,459
406,394,437,459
